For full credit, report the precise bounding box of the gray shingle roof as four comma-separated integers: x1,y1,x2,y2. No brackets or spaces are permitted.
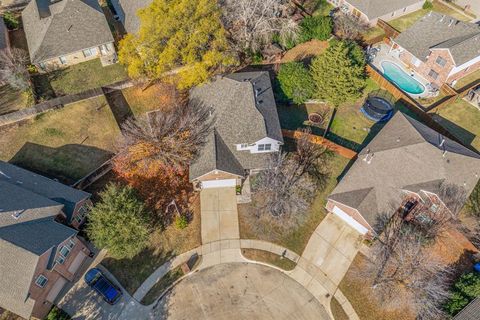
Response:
329,112,480,228
346,0,423,20
454,297,480,320
111,0,152,34
189,72,283,180
0,161,90,221
22,0,114,63
394,11,480,65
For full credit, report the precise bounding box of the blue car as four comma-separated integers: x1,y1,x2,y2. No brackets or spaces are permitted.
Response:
84,268,122,305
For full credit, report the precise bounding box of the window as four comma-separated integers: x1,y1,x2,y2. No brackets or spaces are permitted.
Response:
237,143,249,150
67,238,75,249
82,48,98,58
435,56,447,67
56,256,66,264
428,69,439,80
411,56,421,67
59,56,67,64
257,144,272,151
35,275,48,288
75,204,89,224
59,245,71,259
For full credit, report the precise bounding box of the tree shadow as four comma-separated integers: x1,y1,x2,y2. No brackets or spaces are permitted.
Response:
104,89,134,129
31,69,64,100
10,142,112,185
430,114,478,152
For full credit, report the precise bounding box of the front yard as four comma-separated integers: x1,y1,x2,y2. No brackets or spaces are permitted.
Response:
0,96,120,183
431,98,480,151
389,0,472,32
33,59,129,98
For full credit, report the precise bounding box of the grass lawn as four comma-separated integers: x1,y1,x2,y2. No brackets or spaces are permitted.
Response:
362,26,385,43
277,101,332,135
141,266,184,305
389,0,471,32
241,249,297,271
33,59,129,98
122,82,177,117
281,39,329,63
0,85,34,115
312,1,334,16
454,69,480,90
0,96,119,183
431,98,480,151
101,199,201,295
339,254,415,320
238,153,351,254
331,298,349,320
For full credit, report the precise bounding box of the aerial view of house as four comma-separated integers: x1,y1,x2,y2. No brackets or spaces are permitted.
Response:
0,0,480,319
22,0,116,70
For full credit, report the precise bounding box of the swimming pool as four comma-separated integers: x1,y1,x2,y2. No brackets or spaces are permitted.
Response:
381,61,425,95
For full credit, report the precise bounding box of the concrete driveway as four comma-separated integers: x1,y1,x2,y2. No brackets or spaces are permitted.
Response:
455,0,480,18
200,187,239,243
153,263,331,320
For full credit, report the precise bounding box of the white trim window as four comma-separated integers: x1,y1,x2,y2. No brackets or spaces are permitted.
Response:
59,56,67,64
82,48,98,58
35,275,48,288
56,245,72,264
237,143,250,150
435,56,447,67
257,144,272,151
75,204,89,224
428,69,439,80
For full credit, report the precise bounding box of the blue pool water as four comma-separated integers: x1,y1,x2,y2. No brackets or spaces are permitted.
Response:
381,61,425,95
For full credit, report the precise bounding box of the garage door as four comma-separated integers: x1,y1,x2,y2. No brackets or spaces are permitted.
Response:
67,251,87,274
201,179,236,189
332,206,369,235
46,277,67,303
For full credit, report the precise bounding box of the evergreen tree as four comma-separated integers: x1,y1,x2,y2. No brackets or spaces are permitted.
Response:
276,62,314,104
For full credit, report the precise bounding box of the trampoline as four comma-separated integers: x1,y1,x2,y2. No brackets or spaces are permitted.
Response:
361,96,394,122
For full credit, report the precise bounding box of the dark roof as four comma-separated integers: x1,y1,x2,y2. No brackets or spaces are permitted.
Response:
0,161,90,221
0,18,8,50
22,0,114,63
329,112,480,228
111,0,152,33
189,72,283,180
454,297,480,320
346,0,423,20
394,12,480,65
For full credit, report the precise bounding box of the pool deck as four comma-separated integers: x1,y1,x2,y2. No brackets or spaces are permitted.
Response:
369,43,431,99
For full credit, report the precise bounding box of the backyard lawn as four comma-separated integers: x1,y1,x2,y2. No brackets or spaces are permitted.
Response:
0,85,34,115
101,199,201,295
362,26,385,43
238,153,351,254
33,59,129,98
454,69,480,90
389,0,471,32
122,82,177,117
0,96,120,183
431,98,480,151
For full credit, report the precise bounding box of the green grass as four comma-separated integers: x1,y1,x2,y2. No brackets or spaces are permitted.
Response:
0,85,34,115
241,249,297,271
431,98,480,151
454,69,480,90
389,0,471,32
363,26,385,42
141,266,184,305
331,298,349,320
238,154,351,254
312,0,334,16
0,96,120,182
33,59,128,97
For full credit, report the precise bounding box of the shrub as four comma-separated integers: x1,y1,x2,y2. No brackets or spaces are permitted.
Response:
423,1,433,10
445,272,480,316
276,62,315,104
3,12,19,30
298,16,333,43
174,215,188,229
46,307,71,320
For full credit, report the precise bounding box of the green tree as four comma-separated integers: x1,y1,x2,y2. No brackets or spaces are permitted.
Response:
445,272,480,316
276,62,315,104
118,0,236,89
423,1,433,10
298,16,333,43
46,307,70,320
3,12,19,30
310,40,366,106
87,183,150,259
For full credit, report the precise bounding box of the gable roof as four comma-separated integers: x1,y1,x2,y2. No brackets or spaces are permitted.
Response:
454,297,480,320
22,0,114,63
0,161,90,221
189,72,283,181
394,11,480,65
346,0,423,20
329,112,480,228
113,0,152,34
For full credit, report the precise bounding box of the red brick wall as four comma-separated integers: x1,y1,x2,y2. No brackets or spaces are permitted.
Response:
70,198,92,229
448,59,480,87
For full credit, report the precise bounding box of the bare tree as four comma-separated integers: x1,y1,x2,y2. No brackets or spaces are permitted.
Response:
0,48,30,91
253,129,332,220
332,11,368,40
219,0,298,51
116,99,214,174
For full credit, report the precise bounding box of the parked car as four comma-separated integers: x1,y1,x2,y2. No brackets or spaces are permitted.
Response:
84,268,122,305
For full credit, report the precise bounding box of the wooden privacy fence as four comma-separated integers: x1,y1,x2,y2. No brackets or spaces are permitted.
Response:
377,19,400,38
282,129,357,159
0,79,134,128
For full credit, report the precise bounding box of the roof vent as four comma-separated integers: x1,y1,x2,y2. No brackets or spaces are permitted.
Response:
11,210,25,220
439,138,445,147
67,25,73,32
0,170,11,179
439,15,445,22
448,19,455,27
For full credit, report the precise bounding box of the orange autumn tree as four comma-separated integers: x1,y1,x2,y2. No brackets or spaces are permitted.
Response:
113,100,214,224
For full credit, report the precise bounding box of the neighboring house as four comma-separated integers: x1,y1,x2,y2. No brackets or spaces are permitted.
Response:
326,112,480,236
189,72,284,189
110,0,151,34
453,296,480,320
0,161,92,319
392,12,480,87
0,17,9,51
22,0,116,70
327,0,424,27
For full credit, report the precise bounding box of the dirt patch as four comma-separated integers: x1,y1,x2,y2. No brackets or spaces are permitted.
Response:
281,40,329,63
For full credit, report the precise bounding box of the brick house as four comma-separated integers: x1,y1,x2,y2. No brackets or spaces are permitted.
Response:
327,0,424,27
0,161,92,319
22,0,116,71
326,112,480,237
392,12,480,88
